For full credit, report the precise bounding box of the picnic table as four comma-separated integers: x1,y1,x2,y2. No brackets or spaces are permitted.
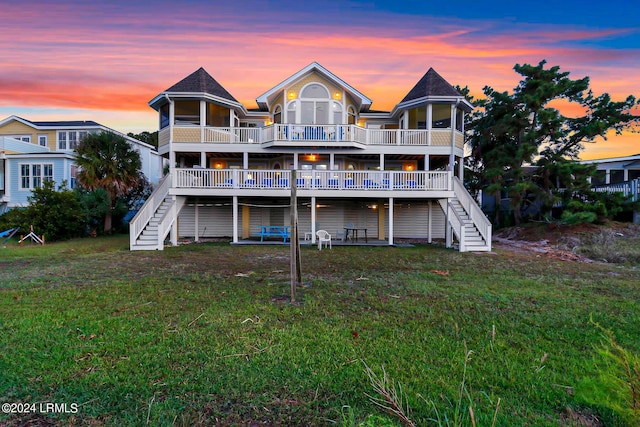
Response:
258,225,291,242
344,227,368,243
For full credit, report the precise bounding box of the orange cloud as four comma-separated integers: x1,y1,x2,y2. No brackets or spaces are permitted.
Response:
1,2,638,157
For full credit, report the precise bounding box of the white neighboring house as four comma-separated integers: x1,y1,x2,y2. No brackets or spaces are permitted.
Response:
582,153,640,185
0,116,164,214
582,154,640,221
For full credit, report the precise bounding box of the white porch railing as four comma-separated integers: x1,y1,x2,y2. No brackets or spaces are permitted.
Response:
593,179,640,202
174,168,453,191
452,176,492,245
173,124,456,146
129,173,171,248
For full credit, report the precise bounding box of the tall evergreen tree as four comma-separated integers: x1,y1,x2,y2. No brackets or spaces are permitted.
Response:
468,60,639,226
75,131,143,233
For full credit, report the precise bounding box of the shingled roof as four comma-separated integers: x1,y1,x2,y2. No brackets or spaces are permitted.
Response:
401,68,463,103
165,67,238,103
30,120,101,127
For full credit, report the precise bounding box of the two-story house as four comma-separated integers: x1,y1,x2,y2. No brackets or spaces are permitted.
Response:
130,62,491,251
0,116,164,214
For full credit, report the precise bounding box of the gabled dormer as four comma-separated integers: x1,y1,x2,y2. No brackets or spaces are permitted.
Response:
393,68,473,131
255,62,372,125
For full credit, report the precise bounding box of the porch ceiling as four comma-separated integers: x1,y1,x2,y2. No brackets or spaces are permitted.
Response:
177,152,446,162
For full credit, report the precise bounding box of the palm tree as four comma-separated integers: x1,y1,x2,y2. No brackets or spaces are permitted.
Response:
75,131,142,233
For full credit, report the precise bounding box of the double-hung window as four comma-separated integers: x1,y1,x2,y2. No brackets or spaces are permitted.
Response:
19,163,53,190
58,132,67,149
58,130,89,150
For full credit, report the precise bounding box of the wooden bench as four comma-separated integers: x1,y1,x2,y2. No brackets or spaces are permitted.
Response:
258,225,291,242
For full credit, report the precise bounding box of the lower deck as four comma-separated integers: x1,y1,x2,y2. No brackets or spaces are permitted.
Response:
176,196,447,243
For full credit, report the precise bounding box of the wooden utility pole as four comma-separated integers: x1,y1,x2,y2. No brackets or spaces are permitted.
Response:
290,170,302,302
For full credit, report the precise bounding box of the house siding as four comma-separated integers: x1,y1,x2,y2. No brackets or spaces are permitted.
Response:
6,156,73,207
174,197,445,240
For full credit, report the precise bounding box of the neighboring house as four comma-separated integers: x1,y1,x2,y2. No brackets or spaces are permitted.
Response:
130,62,491,251
582,153,640,185
582,153,640,206
0,116,164,214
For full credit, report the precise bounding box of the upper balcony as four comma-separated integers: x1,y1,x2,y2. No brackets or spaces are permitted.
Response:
159,124,464,150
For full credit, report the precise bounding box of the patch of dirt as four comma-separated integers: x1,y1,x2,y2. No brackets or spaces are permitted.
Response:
493,222,640,263
560,406,604,427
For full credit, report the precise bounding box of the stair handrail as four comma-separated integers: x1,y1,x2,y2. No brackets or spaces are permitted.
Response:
447,201,465,250
452,176,492,247
130,173,171,248
156,198,177,249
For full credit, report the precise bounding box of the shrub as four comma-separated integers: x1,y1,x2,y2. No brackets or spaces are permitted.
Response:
0,181,87,242
560,191,634,225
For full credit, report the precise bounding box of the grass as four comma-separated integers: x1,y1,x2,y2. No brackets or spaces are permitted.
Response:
0,234,639,426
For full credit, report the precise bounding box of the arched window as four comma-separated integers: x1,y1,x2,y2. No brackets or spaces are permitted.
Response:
300,83,331,125
273,105,282,124
347,106,356,125
287,101,298,123
301,84,330,98
332,101,343,124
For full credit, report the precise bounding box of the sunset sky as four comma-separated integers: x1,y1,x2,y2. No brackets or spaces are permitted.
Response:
1,0,638,160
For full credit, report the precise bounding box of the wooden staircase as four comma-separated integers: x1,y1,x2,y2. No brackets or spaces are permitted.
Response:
130,174,186,251
131,197,172,250
440,177,492,252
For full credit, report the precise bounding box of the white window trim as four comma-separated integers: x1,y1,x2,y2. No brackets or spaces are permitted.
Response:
19,162,54,190
58,130,92,150
38,134,48,147
58,131,68,150
9,135,31,143
287,82,346,125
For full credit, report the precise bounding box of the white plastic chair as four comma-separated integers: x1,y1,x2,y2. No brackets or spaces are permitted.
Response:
316,230,332,250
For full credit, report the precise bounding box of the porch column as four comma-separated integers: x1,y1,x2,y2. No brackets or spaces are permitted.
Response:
200,101,206,142
449,104,456,173
194,198,199,242
200,152,206,168
293,153,299,169
379,154,385,170
377,199,385,240
428,200,433,244
388,197,394,246
403,111,409,129
170,196,178,246
232,196,238,243
605,169,611,184
460,109,465,181
624,169,629,182
311,196,316,244
243,152,249,169
424,154,429,171
426,104,432,146
458,156,464,179
330,153,335,170
169,151,176,175
169,98,175,177
445,199,452,248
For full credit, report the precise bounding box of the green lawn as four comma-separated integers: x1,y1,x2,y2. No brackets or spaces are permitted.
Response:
0,235,638,426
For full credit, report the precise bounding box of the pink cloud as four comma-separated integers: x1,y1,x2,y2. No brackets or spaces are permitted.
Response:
1,2,638,157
